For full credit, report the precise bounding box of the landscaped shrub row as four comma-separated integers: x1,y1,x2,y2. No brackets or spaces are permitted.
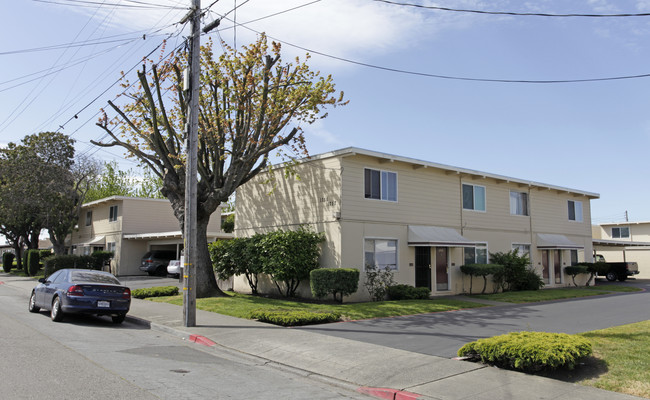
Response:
249,309,341,326
210,227,325,298
310,268,360,303
43,252,113,277
131,286,179,299
460,250,545,294
460,264,504,294
458,331,593,372
387,284,430,300
2,252,14,272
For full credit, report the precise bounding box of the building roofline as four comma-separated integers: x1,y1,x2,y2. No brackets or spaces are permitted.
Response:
82,196,170,208
303,147,599,199
597,221,650,226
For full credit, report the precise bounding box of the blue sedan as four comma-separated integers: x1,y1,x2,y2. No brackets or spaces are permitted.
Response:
28,269,131,324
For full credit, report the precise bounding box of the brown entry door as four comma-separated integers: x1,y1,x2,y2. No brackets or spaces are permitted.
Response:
542,250,550,284
554,251,562,284
436,247,449,291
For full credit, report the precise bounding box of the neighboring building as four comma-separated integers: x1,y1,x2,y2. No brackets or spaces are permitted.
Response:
70,196,230,276
235,148,598,300
593,222,650,279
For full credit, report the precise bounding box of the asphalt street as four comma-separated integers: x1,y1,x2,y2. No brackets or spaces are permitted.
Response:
296,279,650,358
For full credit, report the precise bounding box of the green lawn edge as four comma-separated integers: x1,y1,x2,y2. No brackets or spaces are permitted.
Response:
468,285,641,304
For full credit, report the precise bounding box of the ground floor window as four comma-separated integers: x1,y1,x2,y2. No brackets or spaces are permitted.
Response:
464,244,487,265
512,243,530,257
364,239,397,270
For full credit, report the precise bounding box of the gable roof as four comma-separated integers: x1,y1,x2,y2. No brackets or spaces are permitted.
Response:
306,147,599,199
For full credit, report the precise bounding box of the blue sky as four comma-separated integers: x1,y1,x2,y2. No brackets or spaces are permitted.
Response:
2,0,650,226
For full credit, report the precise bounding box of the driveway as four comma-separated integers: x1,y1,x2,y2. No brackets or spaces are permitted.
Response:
296,279,650,358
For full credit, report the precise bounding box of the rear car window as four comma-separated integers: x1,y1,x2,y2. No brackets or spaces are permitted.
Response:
71,271,120,285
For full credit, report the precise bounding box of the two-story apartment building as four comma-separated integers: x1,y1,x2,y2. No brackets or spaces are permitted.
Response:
70,196,228,276
593,222,650,279
235,148,598,300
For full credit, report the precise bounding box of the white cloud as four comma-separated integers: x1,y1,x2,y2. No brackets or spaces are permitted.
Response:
303,119,346,148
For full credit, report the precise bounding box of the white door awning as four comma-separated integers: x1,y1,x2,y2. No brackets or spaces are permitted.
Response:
79,236,105,247
407,226,477,247
536,234,583,250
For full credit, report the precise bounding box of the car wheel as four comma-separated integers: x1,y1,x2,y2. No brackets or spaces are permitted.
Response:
28,291,40,313
156,265,166,276
605,271,617,282
51,296,64,322
112,314,126,324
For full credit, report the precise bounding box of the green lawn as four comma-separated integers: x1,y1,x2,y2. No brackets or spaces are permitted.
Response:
150,292,486,320
579,320,650,398
469,285,641,304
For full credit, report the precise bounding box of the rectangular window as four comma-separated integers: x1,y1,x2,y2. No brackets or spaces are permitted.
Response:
364,168,397,201
364,239,397,270
568,200,583,222
509,191,529,216
464,244,488,265
107,242,116,254
109,205,118,222
462,184,486,211
85,211,92,226
512,243,530,257
612,227,630,238
570,249,579,266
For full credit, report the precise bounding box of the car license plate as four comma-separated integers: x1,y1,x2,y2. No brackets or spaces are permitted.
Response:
97,301,110,308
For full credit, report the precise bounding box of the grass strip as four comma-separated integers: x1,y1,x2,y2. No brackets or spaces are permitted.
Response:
469,286,641,304
150,292,485,321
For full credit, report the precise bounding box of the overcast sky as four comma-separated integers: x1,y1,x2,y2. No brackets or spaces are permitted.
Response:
3,0,650,232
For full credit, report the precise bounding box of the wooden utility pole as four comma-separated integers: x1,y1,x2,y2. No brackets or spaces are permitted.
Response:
183,0,201,327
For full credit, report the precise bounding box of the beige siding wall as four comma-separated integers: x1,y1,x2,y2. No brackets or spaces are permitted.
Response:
596,222,650,279
235,158,342,231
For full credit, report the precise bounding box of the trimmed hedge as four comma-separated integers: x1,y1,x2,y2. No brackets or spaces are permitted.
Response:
132,286,179,299
310,268,360,303
2,252,14,272
249,309,341,326
387,284,430,300
458,331,593,372
460,264,504,294
25,249,40,276
564,265,590,287
43,253,109,277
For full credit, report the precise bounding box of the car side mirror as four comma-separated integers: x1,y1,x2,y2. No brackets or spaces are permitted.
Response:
38,278,47,283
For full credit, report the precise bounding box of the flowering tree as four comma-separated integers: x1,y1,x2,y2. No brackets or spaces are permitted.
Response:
94,35,346,297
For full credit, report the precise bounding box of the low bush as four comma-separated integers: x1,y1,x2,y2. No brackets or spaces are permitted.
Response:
249,309,341,326
364,265,395,301
310,268,360,303
25,249,40,276
131,286,179,299
2,252,14,272
387,284,430,300
43,254,104,277
458,331,593,372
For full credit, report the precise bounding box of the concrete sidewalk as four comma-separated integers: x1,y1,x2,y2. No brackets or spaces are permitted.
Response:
1,273,641,400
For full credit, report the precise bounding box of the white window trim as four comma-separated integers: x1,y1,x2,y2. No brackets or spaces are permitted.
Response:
612,227,630,239
363,167,398,202
109,205,118,222
363,237,399,271
464,243,489,264
509,191,529,216
568,200,583,222
511,243,531,256
462,183,487,213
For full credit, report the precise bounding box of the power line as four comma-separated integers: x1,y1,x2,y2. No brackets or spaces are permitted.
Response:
373,0,650,18
32,0,185,10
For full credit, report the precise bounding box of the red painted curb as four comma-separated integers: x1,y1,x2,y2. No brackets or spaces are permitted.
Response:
189,334,216,347
357,387,423,400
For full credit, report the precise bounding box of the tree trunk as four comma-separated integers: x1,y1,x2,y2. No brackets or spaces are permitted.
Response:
48,229,67,255
195,217,225,298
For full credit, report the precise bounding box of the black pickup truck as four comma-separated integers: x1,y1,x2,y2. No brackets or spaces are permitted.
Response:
594,255,640,282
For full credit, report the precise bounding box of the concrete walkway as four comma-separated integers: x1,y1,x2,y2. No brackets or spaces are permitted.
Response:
1,273,642,400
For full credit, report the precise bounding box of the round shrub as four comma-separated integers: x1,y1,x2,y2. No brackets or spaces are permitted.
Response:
458,331,592,372
2,252,14,272
310,268,360,303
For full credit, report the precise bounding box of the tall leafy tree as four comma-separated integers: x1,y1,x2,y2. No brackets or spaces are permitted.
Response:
85,161,163,203
94,35,346,297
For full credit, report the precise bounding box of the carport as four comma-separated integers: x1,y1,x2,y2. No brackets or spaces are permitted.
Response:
592,238,650,261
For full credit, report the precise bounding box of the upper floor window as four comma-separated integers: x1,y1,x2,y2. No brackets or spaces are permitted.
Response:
464,244,488,265
364,168,397,201
364,238,397,270
109,205,119,222
85,211,92,226
568,200,583,222
612,227,630,238
462,184,486,212
509,191,528,216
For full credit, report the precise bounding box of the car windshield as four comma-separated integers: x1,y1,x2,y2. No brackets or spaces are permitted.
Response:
70,271,120,285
